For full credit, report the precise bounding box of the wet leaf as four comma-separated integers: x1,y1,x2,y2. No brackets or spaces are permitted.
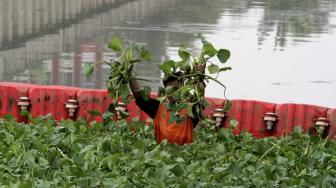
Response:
160,60,175,76
219,67,232,73
187,105,195,119
217,49,231,63
224,100,232,112
85,63,95,76
141,86,151,101
157,96,168,103
208,64,219,74
108,36,123,51
178,48,190,61
20,110,30,117
88,109,101,117
119,110,130,117
171,164,185,177
277,156,288,165
165,86,177,95
129,41,147,51
230,119,239,129
0,115,336,187
203,43,217,57
294,126,303,134
140,50,151,61
196,33,210,44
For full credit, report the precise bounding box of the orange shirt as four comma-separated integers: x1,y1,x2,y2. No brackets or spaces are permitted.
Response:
153,103,194,145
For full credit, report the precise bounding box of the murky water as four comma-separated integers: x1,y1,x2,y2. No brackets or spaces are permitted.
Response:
1,0,336,107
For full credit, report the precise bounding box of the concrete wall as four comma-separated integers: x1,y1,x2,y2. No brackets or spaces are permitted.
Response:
0,0,125,48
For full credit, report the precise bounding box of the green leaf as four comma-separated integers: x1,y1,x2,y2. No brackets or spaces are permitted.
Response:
157,96,168,103
215,144,226,153
224,100,232,112
213,167,226,173
36,181,51,188
230,119,238,129
208,64,219,74
165,86,177,95
277,156,289,165
187,105,195,119
175,157,185,163
134,140,145,150
219,67,232,73
81,145,96,153
129,41,146,51
119,84,130,101
297,169,307,178
196,33,210,44
158,87,166,97
107,103,117,113
24,151,38,168
85,63,95,76
4,114,14,121
103,111,113,121
59,158,73,167
109,153,122,165
141,86,151,101
88,109,101,117
160,60,175,76
178,48,190,61
179,59,190,72
294,126,303,134
203,43,217,57
20,110,30,117
108,36,123,51
171,164,185,177
32,138,47,152
119,110,130,117
10,182,33,188
140,50,151,61
154,165,172,180
131,160,143,172
217,49,231,63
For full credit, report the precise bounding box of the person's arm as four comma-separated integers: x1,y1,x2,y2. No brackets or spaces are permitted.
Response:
129,71,160,119
135,96,160,119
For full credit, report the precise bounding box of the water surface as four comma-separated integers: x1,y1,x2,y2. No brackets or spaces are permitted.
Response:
1,0,336,107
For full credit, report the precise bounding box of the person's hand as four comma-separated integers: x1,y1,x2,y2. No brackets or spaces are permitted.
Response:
196,64,205,73
196,64,206,91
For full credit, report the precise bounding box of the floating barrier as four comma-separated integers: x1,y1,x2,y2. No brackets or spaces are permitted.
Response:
76,88,110,123
274,104,328,137
0,82,34,122
327,109,336,139
29,85,78,121
222,100,276,138
0,82,334,138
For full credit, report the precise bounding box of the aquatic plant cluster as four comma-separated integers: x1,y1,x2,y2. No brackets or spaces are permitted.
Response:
86,35,232,122
0,114,335,187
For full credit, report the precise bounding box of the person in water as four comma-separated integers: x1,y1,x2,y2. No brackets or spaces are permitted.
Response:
129,64,206,145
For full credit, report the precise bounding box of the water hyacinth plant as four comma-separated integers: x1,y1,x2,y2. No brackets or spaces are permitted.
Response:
158,33,232,122
86,34,232,122
85,36,152,114
0,114,335,187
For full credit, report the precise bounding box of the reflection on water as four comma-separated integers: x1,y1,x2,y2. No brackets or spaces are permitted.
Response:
0,0,336,107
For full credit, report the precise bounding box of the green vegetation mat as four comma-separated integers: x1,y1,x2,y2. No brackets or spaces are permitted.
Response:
0,114,335,187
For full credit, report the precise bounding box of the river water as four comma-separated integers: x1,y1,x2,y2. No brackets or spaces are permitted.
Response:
1,0,336,107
